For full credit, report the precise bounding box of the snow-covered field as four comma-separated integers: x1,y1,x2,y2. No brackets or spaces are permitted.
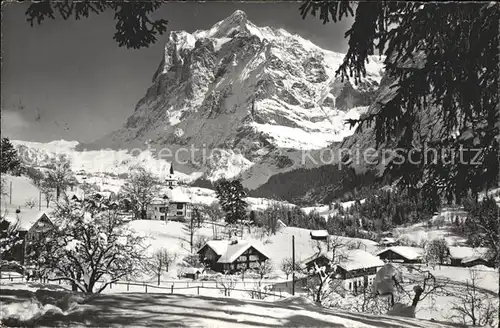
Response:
392,209,472,247
2,169,498,327
1,175,42,210
128,219,379,280
0,285,461,327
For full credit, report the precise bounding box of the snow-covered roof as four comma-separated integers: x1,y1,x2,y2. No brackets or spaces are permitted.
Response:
65,189,85,201
461,256,490,264
377,246,424,261
184,267,205,274
151,197,169,205
339,249,385,271
202,240,230,256
164,188,191,203
200,240,270,264
381,237,396,244
217,241,270,264
4,209,52,232
310,230,328,238
448,247,490,260
304,248,384,272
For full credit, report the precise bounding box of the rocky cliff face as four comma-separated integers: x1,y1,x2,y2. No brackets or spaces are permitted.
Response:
86,10,384,188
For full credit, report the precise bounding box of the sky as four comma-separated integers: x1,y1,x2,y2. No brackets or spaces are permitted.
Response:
1,2,353,143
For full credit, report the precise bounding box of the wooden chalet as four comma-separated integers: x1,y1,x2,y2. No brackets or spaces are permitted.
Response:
377,246,423,264
3,209,54,266
198,240,269,273
379,237,397,247
310,230,328,241
449,247,493,268
183,267,205,280
304,249,384,294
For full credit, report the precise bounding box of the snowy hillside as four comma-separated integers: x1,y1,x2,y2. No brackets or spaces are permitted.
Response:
1,175,42,210
12,139,197,182
128,220,378,275
0,289,461,328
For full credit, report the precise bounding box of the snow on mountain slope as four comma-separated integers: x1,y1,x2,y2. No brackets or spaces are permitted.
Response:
82,10,384,187
12,139,197,182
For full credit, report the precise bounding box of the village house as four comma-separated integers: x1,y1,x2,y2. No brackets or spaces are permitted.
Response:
4,209,54,267
310,230,329,241
198,240,270,273
377,246,424,264
379,237,397,247
448,246,493,268
146,188,192,222
164,188,191,221
66,189,85,202
147,196,169,221
303,249,385,294
182,267,205,280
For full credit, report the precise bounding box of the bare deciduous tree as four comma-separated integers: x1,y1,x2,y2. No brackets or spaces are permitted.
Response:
144,248,178,285
40,182,55,208
193,234,209,252
30,201,148,293
216,274,237,297
256,260,273,279
280,257,301,280
24,198,37,209
424,238,450,266
200,203,224,239
307,236,349,304
45,158,75,201
183,209,201,253
120,166,160,220
447,269,498,327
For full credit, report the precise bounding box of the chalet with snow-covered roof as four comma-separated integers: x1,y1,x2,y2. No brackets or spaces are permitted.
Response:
448,247,493,268
198,240,269,273
65,189,85,202
379,237,397,247
310,230,328,241
182,267,205,280
377,246,423,264
303,248,384,293
4,209,54,265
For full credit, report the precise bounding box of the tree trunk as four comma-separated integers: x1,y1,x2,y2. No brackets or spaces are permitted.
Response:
190,217,194,253
72,271,82,292
316,280,323,304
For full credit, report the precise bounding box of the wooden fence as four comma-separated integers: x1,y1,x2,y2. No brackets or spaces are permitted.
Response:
0,275,288,301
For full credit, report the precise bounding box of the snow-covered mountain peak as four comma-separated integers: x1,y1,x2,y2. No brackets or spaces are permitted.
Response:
196,10,250,39
86,10,386,187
